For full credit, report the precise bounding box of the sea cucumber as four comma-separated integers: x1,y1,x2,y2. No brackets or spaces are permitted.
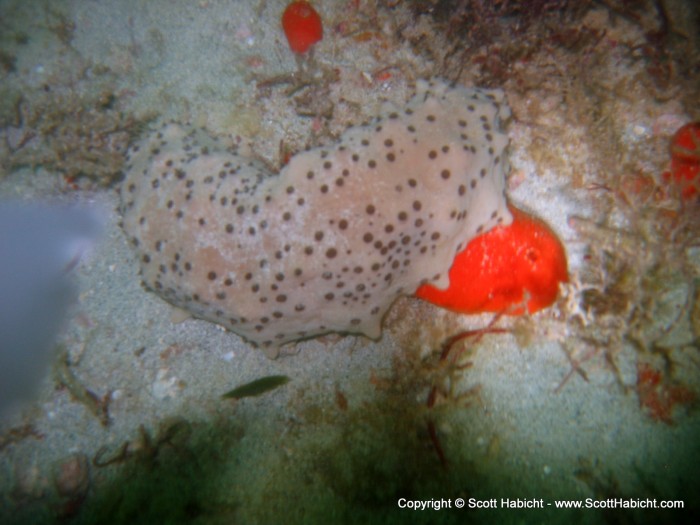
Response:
120,79,512,353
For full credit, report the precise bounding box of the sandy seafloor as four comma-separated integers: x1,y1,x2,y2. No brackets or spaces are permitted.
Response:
1,0,700,524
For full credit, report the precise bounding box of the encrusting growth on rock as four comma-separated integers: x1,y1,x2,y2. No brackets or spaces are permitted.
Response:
120,79,514,354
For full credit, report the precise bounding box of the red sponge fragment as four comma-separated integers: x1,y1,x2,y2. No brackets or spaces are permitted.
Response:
416,206,568,315
663,122,700,200
282,1,323,54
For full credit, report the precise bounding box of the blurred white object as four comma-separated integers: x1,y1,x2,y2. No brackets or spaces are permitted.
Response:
0,201,101,417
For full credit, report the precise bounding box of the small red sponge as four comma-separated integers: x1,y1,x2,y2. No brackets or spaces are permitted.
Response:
282,1,323,54
416,206,568,315
664,122,700,200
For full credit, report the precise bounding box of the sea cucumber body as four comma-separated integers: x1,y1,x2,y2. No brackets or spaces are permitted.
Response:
120,80,512,351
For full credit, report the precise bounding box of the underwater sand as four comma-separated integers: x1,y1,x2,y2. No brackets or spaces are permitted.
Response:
1,1,699,524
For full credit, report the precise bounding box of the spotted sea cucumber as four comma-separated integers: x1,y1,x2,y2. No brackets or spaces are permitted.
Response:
120,79,512,354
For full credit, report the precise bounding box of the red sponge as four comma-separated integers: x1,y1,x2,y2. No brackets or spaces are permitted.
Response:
416,206,568,315
281,1,323,54
663,122,700,200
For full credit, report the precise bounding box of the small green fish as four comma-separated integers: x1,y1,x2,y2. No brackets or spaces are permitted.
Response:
222,375,290,400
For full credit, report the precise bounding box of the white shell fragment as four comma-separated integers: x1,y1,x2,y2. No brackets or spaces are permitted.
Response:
120,79,512,351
